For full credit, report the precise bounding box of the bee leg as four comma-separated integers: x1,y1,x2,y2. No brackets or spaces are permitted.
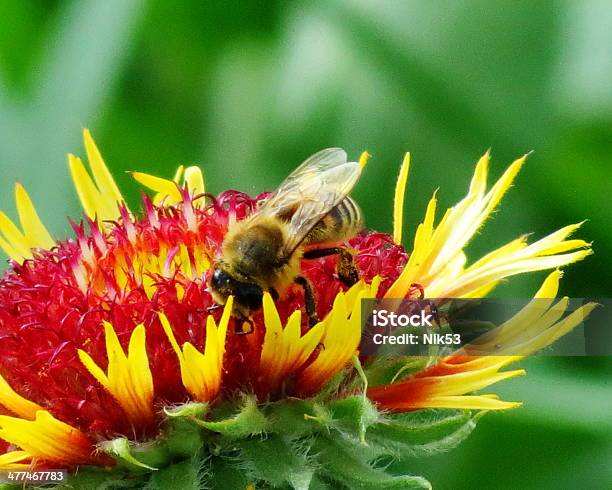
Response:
207,304,223,313
337,248,359,287
303,247,344,260
303,247,360,287
294,276,319,328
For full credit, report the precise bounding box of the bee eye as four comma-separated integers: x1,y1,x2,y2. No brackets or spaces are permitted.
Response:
212,269,230,289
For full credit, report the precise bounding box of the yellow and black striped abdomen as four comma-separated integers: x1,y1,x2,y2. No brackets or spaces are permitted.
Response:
303,196,363,245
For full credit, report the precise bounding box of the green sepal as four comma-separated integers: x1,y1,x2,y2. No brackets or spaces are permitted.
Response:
312,368,350,401
56,467,146,490
143,455,206,490
39,389,487,489
164,418,204,459
197,395,269,439
364,356,429,386
238,433,314,489
267,398,326,437
99,437,166,471
328,394,380,443
159,401,207,458
307,475,337,490
207,457,251,490
368,409,485,458
163,401,208,419
314,436,431,489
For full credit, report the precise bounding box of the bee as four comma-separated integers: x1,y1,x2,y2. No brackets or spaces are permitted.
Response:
210,148,365,331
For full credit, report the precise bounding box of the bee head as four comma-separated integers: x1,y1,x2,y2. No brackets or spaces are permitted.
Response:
210,263,264,314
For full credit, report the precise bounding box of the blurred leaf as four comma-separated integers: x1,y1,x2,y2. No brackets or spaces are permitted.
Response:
492,357,612,434
0,0,145,239
202,41,277,195
556,0,612,117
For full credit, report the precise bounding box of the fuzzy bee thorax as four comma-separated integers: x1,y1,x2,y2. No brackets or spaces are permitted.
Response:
221,216,301,292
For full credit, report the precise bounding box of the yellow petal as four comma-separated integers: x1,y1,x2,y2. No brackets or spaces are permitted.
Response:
298,280,379,394
387,153,591,299
184,166,205,196
15,183,54,249
83,129,123,204
68,130,126,222
68,154,101,219
78,322,154,424
259,293,324,392
428,154,525,277
127,324,154,412
425,367,526,397
159,297,232,402
172,165,185,183
393,153,410,245
438,247,591,298
510,303,598,356
0,184,55,262
132,165,206,207
404,395,522,411
385,192,437,298
358,151,370,169
132,171,183,204
0,212,30,259
519,222,585,255
159,313,184,362
0,411,93,465
457,273,597,357
0,374,43,420
0,450,31,470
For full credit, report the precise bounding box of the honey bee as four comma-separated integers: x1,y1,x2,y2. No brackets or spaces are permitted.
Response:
209,148,365,331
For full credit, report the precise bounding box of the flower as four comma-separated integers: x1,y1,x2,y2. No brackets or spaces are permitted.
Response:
368,270,597,411
0,131,593,488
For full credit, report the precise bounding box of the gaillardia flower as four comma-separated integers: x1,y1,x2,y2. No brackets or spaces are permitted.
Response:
0,131,593,488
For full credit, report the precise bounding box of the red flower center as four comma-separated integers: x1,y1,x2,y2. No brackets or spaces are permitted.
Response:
0,190,407,439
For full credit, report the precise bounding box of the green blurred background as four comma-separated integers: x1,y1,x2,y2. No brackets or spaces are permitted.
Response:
0,1,610,488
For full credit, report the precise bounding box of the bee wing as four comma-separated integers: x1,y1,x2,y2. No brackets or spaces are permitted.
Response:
256,148,362,256
257,148,349,215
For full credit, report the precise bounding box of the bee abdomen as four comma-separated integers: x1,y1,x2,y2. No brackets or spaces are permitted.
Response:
304,196,362,245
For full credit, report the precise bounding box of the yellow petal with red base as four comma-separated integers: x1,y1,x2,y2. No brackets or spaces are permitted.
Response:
78,322,154,425
0,411,94,465
259,292,325,393
160,297,232,402
368,356,525,411
297,278,380,395
371,272,596,411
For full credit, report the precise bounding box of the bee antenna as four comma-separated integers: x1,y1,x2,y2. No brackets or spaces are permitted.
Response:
359,151,371,169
